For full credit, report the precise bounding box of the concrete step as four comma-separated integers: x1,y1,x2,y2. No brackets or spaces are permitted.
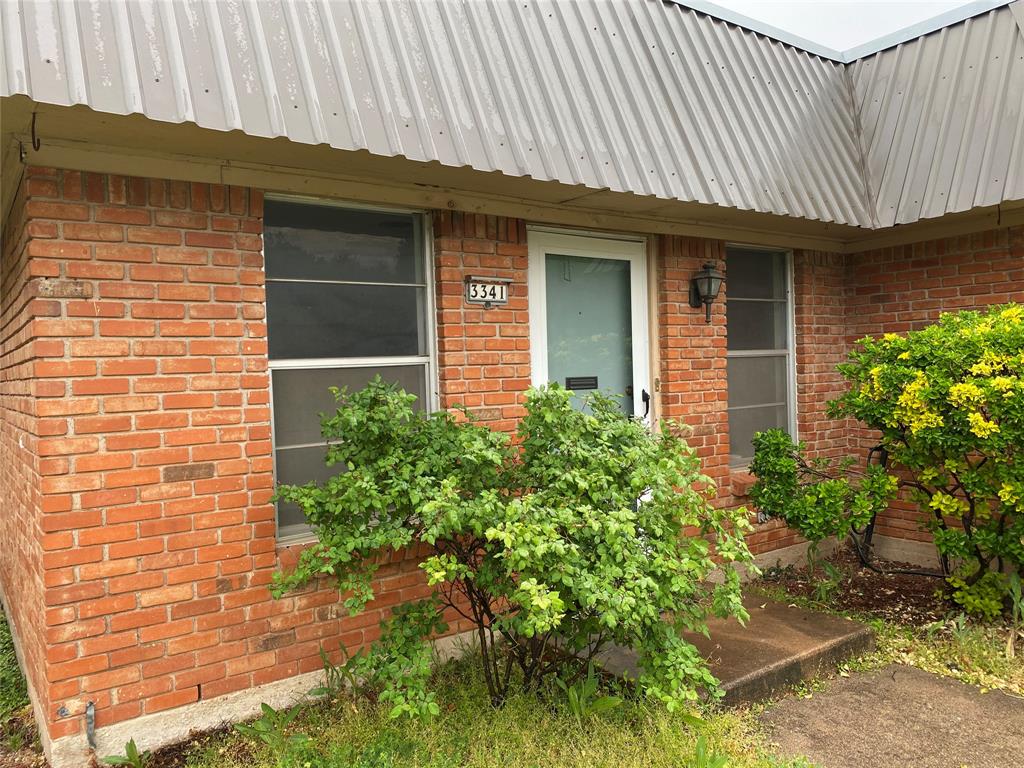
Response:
594,596,875,706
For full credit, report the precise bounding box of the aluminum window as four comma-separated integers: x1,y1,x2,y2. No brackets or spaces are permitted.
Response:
265,198,434,541
725,247,795,468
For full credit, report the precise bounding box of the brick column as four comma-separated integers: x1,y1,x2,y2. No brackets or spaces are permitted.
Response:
13,167,272,741
433,211,530,431
656,235,729,489
0,172,48,739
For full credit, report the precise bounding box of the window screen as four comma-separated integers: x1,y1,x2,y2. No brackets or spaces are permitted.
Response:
725,248,792,467
265,199,431,539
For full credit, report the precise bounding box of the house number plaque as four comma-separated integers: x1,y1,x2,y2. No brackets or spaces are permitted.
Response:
464,275,512,308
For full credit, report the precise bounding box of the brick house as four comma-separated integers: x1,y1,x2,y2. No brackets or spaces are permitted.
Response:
0,1,1022,765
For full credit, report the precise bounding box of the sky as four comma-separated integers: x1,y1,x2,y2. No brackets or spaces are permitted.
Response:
708,1,975,51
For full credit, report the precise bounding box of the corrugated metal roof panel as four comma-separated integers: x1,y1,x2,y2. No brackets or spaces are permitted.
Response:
2,1,1021,229
849,3,1024,225
0,0,872,227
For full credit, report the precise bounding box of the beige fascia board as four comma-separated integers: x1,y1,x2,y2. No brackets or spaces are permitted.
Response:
841,200,1024,252
13,135,858,252
5,97,1021,256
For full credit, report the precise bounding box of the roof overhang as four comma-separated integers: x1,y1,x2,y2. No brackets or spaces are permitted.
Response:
5,96,1022,255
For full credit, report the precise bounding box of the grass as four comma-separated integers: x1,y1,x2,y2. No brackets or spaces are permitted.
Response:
0,606,29,720
170,657,811,768
1,604,38,757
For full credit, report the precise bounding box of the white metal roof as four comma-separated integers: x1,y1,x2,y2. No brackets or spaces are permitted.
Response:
1,0,1022,230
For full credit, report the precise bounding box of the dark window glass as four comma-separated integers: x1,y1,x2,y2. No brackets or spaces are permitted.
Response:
264,199,430,539
725,249,787,300
725,247,791,466
264,200,421,284
266,282,425,360
726,300,788,351
271,366,427,448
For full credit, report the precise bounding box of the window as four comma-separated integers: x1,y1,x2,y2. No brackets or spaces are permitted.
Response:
725,247,793,467
265,198,433,540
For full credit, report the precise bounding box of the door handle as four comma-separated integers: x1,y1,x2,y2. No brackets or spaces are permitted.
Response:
641,389,650,419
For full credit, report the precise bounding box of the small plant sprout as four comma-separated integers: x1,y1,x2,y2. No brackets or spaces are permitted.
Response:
102,738,150,768
692,735,730,768
554,662,622,727
233,703,309,767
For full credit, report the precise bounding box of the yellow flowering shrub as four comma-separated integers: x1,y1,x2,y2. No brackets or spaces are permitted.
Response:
755,304,1024,618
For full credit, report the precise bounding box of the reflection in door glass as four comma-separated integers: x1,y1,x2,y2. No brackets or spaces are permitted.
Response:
544,254,632,415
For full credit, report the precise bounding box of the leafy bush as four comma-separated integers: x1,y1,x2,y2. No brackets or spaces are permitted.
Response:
751,305,1024,617
273,380,754,717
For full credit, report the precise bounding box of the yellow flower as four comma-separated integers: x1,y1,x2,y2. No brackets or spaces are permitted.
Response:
883,333,901,342
948,381,983,407
1000,306,1023,324
991,376,1017,396
967,411,999,438
999,482,1021,507
969,351,1008,377
893,372,943,434
897,351,911,360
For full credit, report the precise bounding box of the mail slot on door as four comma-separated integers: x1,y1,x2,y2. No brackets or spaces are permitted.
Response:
565,376,598,391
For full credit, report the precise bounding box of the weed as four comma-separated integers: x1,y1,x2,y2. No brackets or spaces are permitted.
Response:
234,703,309,768
102,738,150,768
553,663,623,727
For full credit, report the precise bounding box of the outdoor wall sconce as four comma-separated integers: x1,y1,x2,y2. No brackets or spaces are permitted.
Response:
688,262,725,323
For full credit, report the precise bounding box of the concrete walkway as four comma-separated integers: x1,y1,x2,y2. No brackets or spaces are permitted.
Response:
595,597,874,705
764,664,1024,768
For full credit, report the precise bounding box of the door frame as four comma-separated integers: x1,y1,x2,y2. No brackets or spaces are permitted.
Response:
527,229,651,420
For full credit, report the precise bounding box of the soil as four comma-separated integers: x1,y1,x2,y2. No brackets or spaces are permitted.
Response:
145,724,254,768
0,709,45,768
759,543,953,626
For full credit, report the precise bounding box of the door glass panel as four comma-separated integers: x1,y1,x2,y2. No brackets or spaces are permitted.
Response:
545,254,632,414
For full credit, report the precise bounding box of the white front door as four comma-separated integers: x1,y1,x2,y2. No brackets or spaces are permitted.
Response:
528,231,651,421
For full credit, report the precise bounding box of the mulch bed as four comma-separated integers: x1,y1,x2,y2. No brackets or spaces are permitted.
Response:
145,724,254,768
760,544,952,626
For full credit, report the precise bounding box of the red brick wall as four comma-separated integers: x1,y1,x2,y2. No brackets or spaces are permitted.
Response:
7,168,274,739
7,163,1019,744
0,171,48,725
656,236,812,555
434,212,530,430
846,226,1024,543
793,251,853,459
657,236,729,487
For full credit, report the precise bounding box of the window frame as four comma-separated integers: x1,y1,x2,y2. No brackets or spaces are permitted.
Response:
264,194,439,545
724,245,797,469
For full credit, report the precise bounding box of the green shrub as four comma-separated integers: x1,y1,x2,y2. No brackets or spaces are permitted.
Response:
272,380,754,717
751,304,1024,617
